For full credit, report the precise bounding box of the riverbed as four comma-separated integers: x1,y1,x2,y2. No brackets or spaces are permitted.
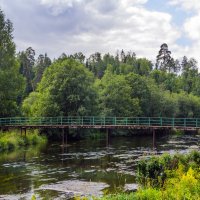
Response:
0,133,199,199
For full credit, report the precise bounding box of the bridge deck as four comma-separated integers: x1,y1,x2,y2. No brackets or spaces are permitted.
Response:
0,117,200,130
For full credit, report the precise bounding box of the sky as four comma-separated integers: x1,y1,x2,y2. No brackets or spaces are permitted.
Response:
0,0,200,64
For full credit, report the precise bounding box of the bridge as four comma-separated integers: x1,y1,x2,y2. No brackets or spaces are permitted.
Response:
0,116,200,130
1,116,198,147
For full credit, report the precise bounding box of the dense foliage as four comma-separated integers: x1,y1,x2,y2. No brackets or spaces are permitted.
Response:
1,8,200,121
0,9,24,117
136,151,200,188
22,58,96,117
21,49,200,120
134,151,200,200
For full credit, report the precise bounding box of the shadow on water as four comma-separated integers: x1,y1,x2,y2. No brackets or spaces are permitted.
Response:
0,132,199,199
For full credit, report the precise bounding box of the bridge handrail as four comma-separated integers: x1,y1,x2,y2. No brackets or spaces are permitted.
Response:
0,116,200,128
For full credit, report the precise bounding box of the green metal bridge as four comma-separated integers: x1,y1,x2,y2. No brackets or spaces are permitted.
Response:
0,116,200,130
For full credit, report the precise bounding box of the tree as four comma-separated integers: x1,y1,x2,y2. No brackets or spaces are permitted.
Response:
156,43,180,73
33,53,51,88
126,73,178,117
0,9,25,117
150,70,181,93
180,56,199,93
23,58,97,117
70,52,85,64
18,47,35,94
135,58,153,76
97,69,141,117
86,52,105,78
175,92,200,118
156,43,171,72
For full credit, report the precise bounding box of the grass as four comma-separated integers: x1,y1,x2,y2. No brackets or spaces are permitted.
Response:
0,129,47,152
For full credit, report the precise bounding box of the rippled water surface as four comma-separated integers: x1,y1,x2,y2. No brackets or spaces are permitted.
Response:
0,133,199,199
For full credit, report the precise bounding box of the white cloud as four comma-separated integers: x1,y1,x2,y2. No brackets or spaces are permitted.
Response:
39,0,84,15
0,0,181,63
168,0,200,64
184,13,200,40
169,0,200,12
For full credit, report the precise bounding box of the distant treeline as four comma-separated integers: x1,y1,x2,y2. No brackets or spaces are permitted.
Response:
1,8,200,120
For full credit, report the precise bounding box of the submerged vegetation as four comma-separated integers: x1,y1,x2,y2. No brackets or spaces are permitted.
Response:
0,130,47,152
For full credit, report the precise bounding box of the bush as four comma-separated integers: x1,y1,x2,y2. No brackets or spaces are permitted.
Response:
135,188,162,200
136,151,200,188
0,130,47,152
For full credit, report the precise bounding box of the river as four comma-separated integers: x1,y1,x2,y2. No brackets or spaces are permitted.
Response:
0,133,199,199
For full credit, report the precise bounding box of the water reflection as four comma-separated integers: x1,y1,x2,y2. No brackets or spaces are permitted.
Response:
0,133,199,199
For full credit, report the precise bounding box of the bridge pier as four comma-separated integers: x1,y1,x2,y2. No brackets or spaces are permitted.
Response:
21,128,27,137
152,129,156,151
106,128,111,147
61,128,68,147
66,128,68,146
62,128,65,146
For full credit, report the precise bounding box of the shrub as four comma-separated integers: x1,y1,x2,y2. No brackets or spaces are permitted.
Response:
0,130,47,152
135,188,162,200
136,151,200,188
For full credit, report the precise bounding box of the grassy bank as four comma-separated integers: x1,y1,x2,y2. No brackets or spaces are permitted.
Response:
77,151,200,200
0,130,47,152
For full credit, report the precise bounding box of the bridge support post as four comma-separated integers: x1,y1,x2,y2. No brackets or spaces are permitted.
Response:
152,129,156,151
65,128,68,147
106,128,110,147
62,128,65,146
61,128,69,147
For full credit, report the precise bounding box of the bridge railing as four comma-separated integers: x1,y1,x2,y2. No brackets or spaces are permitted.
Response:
0,117,200,128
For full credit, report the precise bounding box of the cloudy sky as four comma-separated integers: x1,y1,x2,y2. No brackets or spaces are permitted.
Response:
0,0,200,63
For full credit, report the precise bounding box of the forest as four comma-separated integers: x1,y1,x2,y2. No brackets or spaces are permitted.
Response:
1,8,200,120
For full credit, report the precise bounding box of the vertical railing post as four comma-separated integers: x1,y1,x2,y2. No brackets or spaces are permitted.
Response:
93,116,94,125
184,118,186,128
160,117,162,126
136,117,139,125
114,117,116,125
196,118,198,128
61,116,62,125
172,118,174,128
148,117,150,126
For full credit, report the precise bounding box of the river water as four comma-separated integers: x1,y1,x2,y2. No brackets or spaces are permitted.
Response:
0,133,199,199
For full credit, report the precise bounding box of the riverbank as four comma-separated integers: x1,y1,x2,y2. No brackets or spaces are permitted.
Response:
78,150,200,200
0,130,47,152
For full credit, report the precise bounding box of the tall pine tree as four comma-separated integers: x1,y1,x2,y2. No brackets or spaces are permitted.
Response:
0,9,24,117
